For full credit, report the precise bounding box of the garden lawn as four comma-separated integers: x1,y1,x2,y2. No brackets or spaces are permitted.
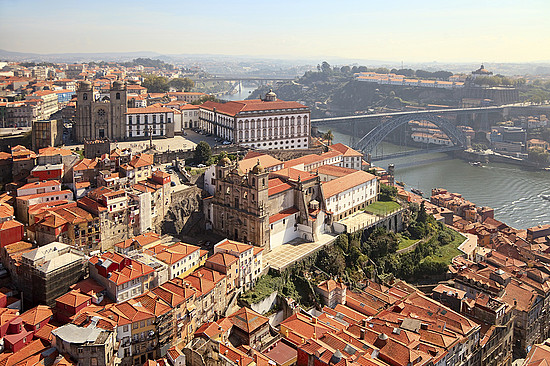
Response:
364,201,401,215
422,229,465,265
398,238,418,250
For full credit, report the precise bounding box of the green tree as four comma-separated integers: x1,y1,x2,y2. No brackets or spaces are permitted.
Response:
379,184,397,201
191,95,220,105
321,61,332,73
194,141,212,164
170,77,194,92
323,130,334,145
340,66,351,74
365,227,398,259
335,234,349,253
316,246,345,276
528,147,549,164
141,74,170,93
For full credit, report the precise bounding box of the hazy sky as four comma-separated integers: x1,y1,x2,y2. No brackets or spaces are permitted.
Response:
1,0,549,62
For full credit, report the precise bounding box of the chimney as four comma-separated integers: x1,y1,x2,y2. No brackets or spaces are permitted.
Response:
360,329,366,340
374,333,388,349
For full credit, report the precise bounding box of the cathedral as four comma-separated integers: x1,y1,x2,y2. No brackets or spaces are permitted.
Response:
74,80,128,142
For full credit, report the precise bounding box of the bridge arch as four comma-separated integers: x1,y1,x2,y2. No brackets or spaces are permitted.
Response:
354,113,467,155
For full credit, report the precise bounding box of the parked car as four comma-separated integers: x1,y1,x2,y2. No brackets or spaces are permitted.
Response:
222,140,231,145
197,164,206,168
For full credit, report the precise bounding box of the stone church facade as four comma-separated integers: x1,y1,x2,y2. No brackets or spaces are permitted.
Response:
208,157,271,249
75,80,128,142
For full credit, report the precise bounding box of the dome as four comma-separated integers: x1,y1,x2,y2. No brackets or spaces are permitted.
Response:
218,157,231,166
265,89,277,102
78,80,92,91
251,159,265,174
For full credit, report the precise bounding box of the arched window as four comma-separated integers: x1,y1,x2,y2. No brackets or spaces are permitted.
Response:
116,92,120,100
83,93,88,101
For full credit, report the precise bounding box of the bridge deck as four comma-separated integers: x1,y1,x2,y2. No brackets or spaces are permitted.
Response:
311,105,507,124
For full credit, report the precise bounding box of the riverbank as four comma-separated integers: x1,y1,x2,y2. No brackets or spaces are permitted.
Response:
457,148,549,170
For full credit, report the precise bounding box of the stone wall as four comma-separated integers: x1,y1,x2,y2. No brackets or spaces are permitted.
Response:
161,186,204,236
153,146,248,164
247,291,278,315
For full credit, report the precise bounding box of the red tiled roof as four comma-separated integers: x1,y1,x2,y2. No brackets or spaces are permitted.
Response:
268,178,292,196
229,307,269,333
216,239,253,254
127,107,175,114
56,290,92,308
239,155,282,173
322,170,376,198
316,165,357,177
19,305,52,327
269,207,299,224
201,99,308,117
206,252,238,267
270,168,317,182
329,143,363,157
129,153,153,168
38,147,73,157
18,180,60,191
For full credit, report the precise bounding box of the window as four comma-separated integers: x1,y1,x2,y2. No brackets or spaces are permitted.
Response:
116,92,120,100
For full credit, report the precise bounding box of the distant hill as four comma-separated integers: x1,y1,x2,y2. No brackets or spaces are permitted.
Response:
0,49,162,63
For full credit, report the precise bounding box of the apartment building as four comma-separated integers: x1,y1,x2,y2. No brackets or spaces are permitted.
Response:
78,186,131,250
214,239,263,290
17,242,86,308
89,251,155,302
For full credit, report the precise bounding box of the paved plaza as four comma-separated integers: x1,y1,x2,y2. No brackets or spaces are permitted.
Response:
337,211,379,233
264,232,338,271
63,129,221,153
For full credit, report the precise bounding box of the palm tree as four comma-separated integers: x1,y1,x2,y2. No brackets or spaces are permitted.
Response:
323,130,334,145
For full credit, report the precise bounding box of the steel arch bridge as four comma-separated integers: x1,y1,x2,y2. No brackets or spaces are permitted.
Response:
354,113,467,155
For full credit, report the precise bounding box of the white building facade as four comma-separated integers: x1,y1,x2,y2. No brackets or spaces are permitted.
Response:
126,107,175,138
199,92,310,150
322,170,378,221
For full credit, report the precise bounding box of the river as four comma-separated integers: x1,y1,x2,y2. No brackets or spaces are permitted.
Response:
220,86,257,101
326,127,550,230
